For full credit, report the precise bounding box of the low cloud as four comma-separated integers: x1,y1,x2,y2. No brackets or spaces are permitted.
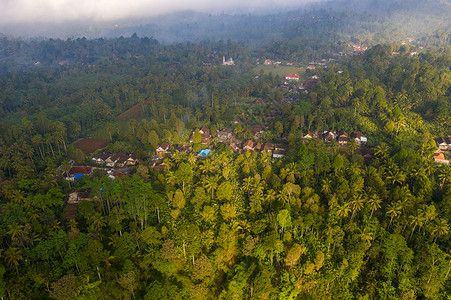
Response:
0,0,323,24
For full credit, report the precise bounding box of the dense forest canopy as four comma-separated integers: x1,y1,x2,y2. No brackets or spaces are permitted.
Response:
0,2,450,299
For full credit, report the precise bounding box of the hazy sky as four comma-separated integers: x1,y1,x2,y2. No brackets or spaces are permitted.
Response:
0,0,322,24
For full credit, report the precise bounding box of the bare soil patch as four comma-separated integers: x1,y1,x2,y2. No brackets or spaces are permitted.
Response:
115,99,151,121
72,138,109,154
63,204,78,219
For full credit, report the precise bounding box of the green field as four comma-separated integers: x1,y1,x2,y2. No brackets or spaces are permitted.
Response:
253,64,306,78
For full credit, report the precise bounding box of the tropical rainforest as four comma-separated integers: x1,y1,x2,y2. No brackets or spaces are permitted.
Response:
0,3,451,299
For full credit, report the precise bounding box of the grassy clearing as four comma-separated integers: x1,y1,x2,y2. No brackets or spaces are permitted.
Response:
253,65,306,78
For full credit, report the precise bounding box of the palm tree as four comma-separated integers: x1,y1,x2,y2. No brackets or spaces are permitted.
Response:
204,176,218,199
90,213,106,234
264,189,277,211
321,178,332,196
68,219,78,230
187,153,197,166
199,159,215,175
359,226,373,245
386,167,406,186
129,119,138,136
337,203,351,222
432,218,449,243
7,223,24,240
409,213,425,238
166,171,177,187
163,158,172,171
367,194,382,218
4,247,23,274
387,202,402,226
349,195,365,221
374,143,390,160
438,167,451,187
242,177,254,196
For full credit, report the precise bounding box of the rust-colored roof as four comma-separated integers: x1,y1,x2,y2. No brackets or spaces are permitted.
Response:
113,171,131,179
243,140,254,148
263,143,274,151
434,153,446,160
69,166,92,175
158,142,170,151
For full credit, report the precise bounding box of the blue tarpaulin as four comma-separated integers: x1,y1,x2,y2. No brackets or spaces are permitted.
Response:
198,149,211,157
74,174,85,180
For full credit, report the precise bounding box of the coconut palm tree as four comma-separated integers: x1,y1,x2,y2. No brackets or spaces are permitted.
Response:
349,194,365,221
4,247,23,274
367,194,382,218
432,218,449,243
387,201,402,226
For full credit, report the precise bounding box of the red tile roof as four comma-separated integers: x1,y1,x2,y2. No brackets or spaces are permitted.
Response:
69,166,92,175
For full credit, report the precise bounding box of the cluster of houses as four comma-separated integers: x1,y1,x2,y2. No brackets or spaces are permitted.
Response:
434,136,451,164
92,151,138,167
285,74,300,81
230,141,288,158
263,59,282,65
61,151,138,182
303,130,368,146
155,142,193,158
64,166,93,181
63,163,134,181
435,137,451,150
351,44,368,52
299,76,319,93
189,126,212,145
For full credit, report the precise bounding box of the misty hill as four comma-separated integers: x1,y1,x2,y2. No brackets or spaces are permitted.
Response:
0,0,449,45
98,0,450,45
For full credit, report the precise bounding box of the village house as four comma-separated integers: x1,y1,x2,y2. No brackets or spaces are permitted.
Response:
300,76,319,93
190,127,211,145
217,129,233,142
323,131,337,142
285,74,300,81
303,130,315,139
275,144,288,151
115,154,132,167
243,140,255,151
230,145,239,152
201,132,211,144
264,59,272,65
200,126,209,134
156,142,171,157
65,166,92,181
251,125,266,139
126,154,138,166
272,150,286,159
434,152,449,164
263,143,274,152
254,142,262,151
337,131,350,145
435,137,451,150
68,190,92,204
105,151,125,167
353,132,368,145
175,144,192,153
109,171,132,179
92,152,111,164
